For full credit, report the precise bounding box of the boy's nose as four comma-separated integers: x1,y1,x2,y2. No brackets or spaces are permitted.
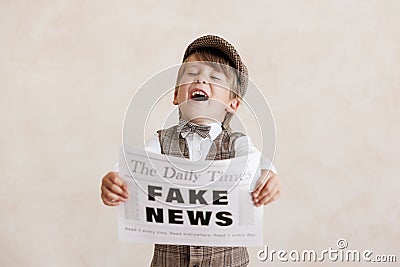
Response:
196,79,207,84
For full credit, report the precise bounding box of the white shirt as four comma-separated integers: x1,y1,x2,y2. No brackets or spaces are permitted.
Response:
114,122,277,174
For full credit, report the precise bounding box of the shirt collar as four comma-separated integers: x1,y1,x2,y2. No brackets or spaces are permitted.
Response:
180,121,222,141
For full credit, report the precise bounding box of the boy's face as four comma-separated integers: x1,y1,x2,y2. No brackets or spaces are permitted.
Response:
173,55,240,124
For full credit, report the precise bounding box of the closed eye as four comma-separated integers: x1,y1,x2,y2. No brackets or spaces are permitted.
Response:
210,71,226,81
185,66,199,76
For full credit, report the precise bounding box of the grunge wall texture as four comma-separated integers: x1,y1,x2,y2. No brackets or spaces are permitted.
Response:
0,1,398,266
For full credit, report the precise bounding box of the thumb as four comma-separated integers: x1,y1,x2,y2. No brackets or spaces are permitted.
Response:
253,170,271,194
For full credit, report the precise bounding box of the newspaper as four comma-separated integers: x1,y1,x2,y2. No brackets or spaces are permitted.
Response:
118,146,264,247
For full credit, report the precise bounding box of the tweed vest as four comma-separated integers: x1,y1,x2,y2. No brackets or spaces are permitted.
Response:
157,124,244,161
150,124,249,267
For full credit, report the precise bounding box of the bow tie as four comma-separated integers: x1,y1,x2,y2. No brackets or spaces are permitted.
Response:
177,119,211,139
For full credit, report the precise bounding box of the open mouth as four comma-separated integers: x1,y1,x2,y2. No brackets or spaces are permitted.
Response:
190,89,209,101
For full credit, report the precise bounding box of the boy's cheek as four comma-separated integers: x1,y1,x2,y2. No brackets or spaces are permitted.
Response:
173,88,188,103
178,77,193,87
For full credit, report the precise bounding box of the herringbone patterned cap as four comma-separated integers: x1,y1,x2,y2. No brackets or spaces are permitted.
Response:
183,35,248,98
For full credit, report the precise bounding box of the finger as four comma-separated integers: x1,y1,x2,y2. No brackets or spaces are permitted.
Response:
254,180,280,203
101,185,128,202
252,172,277,198
256,186,280,206
122,182,130,195
251,173,268,196
253,178,267,194
103,174,130,199
255,177,279,200
252,181,278,205
106,183,129,199
102,194,122,206
256,170,276,190
104,172,125,188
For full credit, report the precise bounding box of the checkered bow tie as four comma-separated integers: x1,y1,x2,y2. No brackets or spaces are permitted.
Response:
177,119,211,139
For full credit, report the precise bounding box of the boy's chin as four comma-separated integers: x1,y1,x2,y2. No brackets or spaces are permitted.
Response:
180,111,224,124
179,100,229,123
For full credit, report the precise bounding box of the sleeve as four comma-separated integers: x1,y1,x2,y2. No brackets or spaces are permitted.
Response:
234,135,278,174
113,162,120,173
144,133,162,154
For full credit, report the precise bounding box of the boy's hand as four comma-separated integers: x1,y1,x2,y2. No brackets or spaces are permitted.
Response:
101,171,130,206
251,169,281,207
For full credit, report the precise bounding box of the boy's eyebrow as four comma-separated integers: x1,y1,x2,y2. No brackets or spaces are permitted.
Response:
181,61,234,81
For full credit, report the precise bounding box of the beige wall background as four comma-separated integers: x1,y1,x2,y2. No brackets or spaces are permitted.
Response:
1,1,399,266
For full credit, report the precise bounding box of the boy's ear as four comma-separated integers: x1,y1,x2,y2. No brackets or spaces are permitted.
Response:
173,89,179,105
226,98,240,114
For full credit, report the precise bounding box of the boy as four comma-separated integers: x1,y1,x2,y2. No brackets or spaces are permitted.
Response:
101,35,281,267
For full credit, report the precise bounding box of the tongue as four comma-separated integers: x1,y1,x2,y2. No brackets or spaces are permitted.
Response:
192,95,209,101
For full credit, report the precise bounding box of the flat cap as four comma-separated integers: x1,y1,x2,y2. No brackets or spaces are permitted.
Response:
182,35,248,98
